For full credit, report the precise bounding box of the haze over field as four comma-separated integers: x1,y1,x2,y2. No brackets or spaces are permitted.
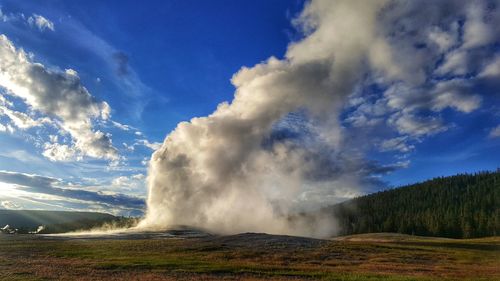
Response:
0,0,498,238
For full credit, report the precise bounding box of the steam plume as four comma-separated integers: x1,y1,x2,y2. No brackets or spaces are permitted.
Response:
138,0,495,237
136,0,388,237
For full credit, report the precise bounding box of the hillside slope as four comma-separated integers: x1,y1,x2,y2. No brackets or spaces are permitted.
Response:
0,210,117,233
332,171,500,238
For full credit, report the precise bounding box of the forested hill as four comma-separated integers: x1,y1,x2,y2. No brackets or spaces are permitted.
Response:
0,210,117,233
332,171,500,238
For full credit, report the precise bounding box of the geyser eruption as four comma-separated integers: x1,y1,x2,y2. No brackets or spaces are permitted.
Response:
137,0,390,237
138,0,494,237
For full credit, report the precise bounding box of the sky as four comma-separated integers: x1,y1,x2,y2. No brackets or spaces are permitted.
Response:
0,0,499,217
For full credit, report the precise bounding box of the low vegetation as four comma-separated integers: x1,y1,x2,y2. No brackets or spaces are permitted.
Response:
0,233,498,280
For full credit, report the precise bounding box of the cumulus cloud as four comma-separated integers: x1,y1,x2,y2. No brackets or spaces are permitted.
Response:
0,35,118,161
138,0,498,238
27,14,55,31
42,143,78,162
462,1,495,49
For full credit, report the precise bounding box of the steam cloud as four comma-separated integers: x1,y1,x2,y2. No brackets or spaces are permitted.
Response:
138,0,498,237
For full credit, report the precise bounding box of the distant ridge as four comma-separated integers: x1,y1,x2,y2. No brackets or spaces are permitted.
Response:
332,171,500,238
0,210,116,232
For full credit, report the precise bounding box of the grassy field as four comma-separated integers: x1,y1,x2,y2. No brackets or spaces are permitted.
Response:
0,232,498,281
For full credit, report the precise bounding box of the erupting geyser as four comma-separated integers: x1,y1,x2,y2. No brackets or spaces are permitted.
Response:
136,0,388,238
137,0,492,238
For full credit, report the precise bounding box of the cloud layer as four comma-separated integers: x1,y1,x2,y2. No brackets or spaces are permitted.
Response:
0,170,144,213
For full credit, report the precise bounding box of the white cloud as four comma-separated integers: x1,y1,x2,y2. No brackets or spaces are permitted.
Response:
0,105,52,129
0,93,12,106
489,125,500,138
434,2,498,78
4,124,14,133
344,95,388,127
27,14,55,31
379,136,415,153
0,35,118,161
111,120,132,131
122,142,134,151
134,139,162,150
111,173,146,195
48,135,58,143
120,138,161,151
0,8,21,23
343,78,479,138
389,113,447,137
0,8,54,32
479,55,500,78
427,25,458,52
431,80,481,113
42,142,78,162
435,49,468,76
345,114,381,127
462,2,494,49
0,200,21,209
373,79,480,137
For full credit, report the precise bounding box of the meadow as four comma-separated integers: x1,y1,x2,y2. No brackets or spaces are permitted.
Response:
0,232,498,281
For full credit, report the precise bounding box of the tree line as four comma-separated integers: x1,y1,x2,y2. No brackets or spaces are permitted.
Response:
330,170,500,238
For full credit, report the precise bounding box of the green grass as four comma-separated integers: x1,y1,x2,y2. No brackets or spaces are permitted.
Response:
0,234,499,281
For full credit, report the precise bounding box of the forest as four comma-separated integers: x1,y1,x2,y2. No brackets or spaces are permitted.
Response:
332,170,500,238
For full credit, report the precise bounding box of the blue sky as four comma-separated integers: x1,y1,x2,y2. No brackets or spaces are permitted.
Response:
0,0,498,216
